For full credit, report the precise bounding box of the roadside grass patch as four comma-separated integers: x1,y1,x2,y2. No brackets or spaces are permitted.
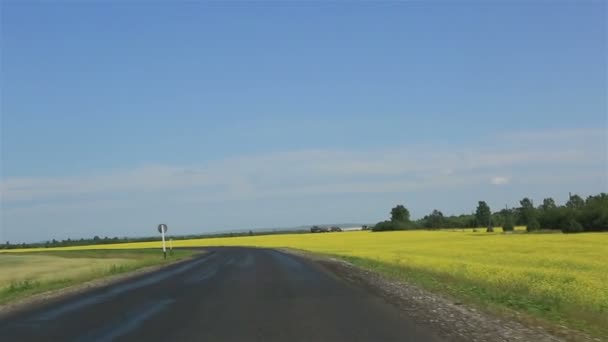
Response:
0,249,195,304
7,279,39,294
335,255,606,338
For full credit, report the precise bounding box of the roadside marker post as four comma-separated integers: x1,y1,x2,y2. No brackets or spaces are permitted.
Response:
158,224,168,259
169,238,173,256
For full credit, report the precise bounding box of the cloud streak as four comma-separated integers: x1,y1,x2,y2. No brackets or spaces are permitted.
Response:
2,128,605,208
491,176,510,185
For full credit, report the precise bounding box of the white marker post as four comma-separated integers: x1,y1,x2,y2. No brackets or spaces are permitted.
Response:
169,238,173,256
158,224,168,259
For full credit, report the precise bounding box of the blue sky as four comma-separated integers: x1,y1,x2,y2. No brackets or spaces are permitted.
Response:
1,2,606,243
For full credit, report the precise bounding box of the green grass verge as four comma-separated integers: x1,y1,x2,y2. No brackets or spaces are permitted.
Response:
328,254,607,341
0,249,197,305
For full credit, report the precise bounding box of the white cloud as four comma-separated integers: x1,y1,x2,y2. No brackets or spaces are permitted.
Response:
1,128,605,207
490,176,511,185
498,128,606,142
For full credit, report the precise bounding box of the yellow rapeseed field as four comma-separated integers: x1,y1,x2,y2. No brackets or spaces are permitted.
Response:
5,229,607,336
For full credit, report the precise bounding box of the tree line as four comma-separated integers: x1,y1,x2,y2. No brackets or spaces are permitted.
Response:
372,192,608,233
0,228,309,250
1,235,154,250
3,192,605,249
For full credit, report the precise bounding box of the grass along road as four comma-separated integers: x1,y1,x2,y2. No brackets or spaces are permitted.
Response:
0,249,195,304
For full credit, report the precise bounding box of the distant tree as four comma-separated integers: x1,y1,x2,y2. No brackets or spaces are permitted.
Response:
371,205,416,232
372,220,413,232
475,201,491,227
93,236,100,241
576,194,608,231
424,209,445,229
466,215,477,228
561,219,583,233
527,218,541,232
519,197,536,225
502,214,515,232
566,194,585,209
490,212,503,226
540,198,557,211
391,205,410,222
520,197,534,209
248,230,254,236
585,193,607,205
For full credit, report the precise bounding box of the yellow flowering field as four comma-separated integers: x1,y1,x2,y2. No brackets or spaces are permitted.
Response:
4,230,607,337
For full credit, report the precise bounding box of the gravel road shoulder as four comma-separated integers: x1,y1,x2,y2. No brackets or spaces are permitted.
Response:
282,248,600,342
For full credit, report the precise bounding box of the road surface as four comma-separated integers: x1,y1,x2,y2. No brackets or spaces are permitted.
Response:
0,247,442,341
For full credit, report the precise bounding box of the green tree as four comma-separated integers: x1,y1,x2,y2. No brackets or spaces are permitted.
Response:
566,194,584,209
580,193,608,231
372,220,415,231
475,201,491,227
540,198,556,211
424,209,445,229
373,204,415,232
502,214,515,232
391,205,410,222
527,218,540,232
519,197,536,225
561,219,583,233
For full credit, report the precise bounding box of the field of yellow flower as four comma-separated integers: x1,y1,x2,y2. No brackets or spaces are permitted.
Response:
4,230,607,337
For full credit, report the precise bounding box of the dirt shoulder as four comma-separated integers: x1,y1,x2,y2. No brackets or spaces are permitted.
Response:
282,248,600,342
0,251,203,319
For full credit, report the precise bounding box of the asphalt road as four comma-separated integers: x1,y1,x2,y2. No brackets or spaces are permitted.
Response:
0,247,442,341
